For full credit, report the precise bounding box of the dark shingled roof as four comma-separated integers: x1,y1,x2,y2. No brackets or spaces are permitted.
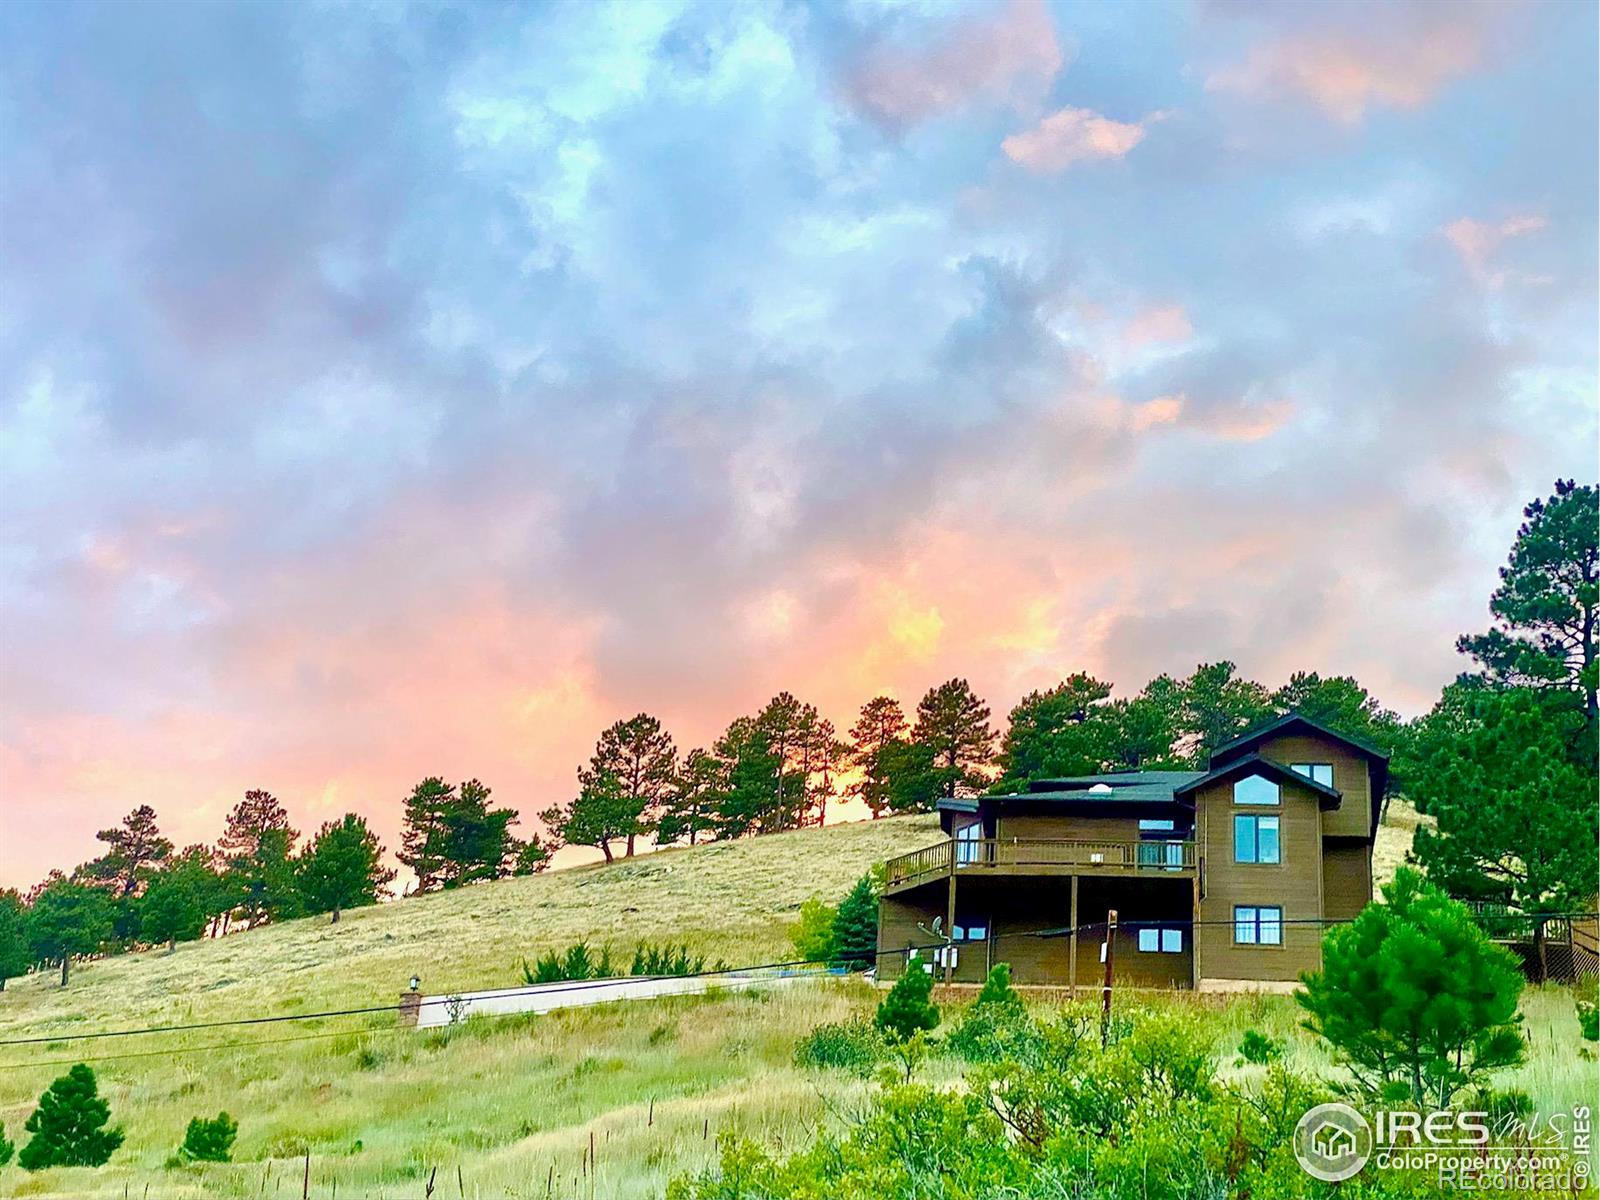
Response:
1174,752,1344,810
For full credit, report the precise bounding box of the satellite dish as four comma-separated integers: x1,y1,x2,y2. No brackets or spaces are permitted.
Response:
931,916,944,936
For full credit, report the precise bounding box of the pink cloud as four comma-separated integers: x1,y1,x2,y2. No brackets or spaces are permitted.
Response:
1122,304,1193,349
1002,106,1153,173
846,0,1066,130
1443,214,1549,286
1205,3,1514,125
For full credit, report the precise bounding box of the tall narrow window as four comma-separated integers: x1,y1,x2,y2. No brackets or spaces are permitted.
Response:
954,819,981,866
1234,814,1280,863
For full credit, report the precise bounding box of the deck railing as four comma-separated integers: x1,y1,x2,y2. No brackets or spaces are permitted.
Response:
884,838,1197,890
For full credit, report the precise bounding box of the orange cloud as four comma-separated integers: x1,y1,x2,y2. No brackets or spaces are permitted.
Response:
846,0,1065,129
1205,5,1511,124
1122,305,1193,350
1002,107,1155,173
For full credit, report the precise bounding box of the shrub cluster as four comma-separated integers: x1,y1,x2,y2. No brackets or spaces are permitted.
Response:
520,940,727,985
793,1020,885,1077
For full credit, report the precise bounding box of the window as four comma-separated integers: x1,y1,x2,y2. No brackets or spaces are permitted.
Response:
1137,928,1184,953
1137,927,1184,953
1234,814,1280,863
1291,763,1334,788
1138,819,1175,832
1234,906,1283,945
1233,775,1280,805
951,920,988,943
954,819,981,865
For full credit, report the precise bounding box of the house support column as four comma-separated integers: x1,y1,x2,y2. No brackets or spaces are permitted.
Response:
1068,874,1079,998
1190,873,1201,990
943,863,958,985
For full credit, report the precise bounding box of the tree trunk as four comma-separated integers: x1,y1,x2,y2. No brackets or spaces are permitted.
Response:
331,905,341,925
1534,919,1549,984
600,840,614,863
60,956,70,987
626,834,635,857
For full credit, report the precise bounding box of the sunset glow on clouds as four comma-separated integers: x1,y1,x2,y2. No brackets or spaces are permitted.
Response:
0,0,1595,887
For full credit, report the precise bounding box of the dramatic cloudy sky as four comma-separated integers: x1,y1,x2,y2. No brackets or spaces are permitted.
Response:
1,0,1595,887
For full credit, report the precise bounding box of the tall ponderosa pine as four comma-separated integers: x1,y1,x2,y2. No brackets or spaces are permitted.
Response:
913,678,995,798
703,716,781,840
756,693,820,830
589,714,679,856
996,674,1114,788
830,875,879,970
804,717,847,827
81,805,172,898
437,779,519,886
1457,479,1598,752
218,790,297,859
1298,869,1525,1106
18,1064,124,1170
1175,661,1272,765
398,776,454,891
541,769,633,863
26,879,113,986
138,849,221,947
657,747,721,846
298,813,395,922
0,889,28,990
218,790,298,928
847,696,909,818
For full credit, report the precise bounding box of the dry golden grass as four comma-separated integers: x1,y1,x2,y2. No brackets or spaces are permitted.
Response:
1,805,1586,1200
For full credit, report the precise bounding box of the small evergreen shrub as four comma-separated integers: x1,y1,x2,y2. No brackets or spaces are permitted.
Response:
1578,999,1598,1043
179,1112,237,1163
793,1020,885,1076
947,963,1029,1063
1237,1029,1282,1065
875,963,940,1042
521,942,619,984
630,943,707,977
18,1064,124,1170
830,876,878,970
0,1122,13,1167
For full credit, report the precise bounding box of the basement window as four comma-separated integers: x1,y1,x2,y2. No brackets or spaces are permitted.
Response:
951,920,988,943
1137,927,1183,953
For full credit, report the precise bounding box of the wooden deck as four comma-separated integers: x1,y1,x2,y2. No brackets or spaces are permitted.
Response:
883,837,1198,894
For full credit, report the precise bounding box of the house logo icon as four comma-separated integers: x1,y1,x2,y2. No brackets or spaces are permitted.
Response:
1294,1102,1372,1182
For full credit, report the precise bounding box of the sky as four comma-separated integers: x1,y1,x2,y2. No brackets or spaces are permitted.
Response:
1,0,1595,890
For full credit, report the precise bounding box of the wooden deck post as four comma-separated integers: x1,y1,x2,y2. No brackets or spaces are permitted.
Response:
1068,874,1079,998
1100,908,1117,1049
943,855,958,985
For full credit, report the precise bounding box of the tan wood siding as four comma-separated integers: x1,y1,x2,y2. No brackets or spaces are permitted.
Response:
1252,733,1374,838
998,814,1172,840
1321,840,1373,922
1196,776,1324,983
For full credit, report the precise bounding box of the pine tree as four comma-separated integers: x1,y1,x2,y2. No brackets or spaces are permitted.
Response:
576,714,678,857
0,1120,12,1166
657,747,721,846
81,805,172,898
398,777,455,891
226,826,301,925
1176,662,1272,765
26,879,113,986
218,790,297,859
0,889,28,990
847,696,909,818
437,780,519,887
913,679,995,798
541,769,632,863
1298,869,1525,1106
298,814,395,922
874,960,940,1041
829,876,878,970
179,1111,237,1162
138,858,210,948
18,1064,124,1170
1457,479,1598,750
997,674,1114,787
702,716,781,840
755,693,819,830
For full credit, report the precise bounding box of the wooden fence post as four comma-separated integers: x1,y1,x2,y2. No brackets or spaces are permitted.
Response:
1099,909,1117,1050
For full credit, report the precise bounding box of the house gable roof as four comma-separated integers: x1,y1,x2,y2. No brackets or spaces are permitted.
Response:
1208,711,1388,829
1174,752,1344,809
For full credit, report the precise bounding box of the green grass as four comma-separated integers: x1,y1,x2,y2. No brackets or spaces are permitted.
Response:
0,809,1590,1199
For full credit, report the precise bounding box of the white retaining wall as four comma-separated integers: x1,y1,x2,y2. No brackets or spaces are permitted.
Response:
413,971,819,1029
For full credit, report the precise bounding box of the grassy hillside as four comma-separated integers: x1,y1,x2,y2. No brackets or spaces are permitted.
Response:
0,806,1582,1200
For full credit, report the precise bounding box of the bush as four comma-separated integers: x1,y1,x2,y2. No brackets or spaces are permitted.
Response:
1237,1029,1281,1065
18,1064,123,1170
179,1112,237,1163
875,963,939,1042
947,964,1029,1063
1578,999,1598,1042
521,942,619,984
789,897,836,965
630,943,710,977
0,1122,12,1167
793,1020,885,1076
